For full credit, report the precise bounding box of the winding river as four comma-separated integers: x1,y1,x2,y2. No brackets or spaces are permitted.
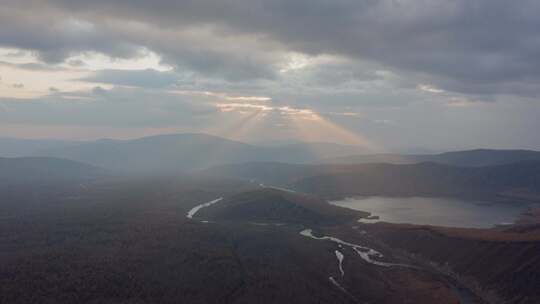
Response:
300,229,408,267
186,197,223,219
186,196,478,303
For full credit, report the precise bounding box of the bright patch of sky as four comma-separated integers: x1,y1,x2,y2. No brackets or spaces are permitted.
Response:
0,47,171,98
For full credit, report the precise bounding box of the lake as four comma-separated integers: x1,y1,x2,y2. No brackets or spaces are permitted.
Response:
329,196,532,228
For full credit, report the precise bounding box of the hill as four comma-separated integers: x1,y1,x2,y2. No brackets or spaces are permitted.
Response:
362,222,540,303
196,188,367,225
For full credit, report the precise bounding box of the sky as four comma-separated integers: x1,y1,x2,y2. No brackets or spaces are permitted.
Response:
1,0,540,152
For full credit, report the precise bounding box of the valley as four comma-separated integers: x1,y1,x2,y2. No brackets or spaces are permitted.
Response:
1,137,539,303
183,187,540,303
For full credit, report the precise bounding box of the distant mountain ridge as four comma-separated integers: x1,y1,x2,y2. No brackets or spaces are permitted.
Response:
4,133,540,175
294,160,540,200
326,149,540,167
203,160,540,201
32,133,367,174
0,157,109,184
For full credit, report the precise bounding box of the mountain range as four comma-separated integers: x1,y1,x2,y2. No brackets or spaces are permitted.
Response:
2,133,539,176
203,161,540,201
24,133,366,174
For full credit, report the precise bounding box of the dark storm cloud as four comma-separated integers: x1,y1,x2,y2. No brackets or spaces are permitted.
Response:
0,5,141,63
0,1,283,81
158,47,279,81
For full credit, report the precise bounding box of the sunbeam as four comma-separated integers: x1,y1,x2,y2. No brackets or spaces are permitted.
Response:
284,111,382,152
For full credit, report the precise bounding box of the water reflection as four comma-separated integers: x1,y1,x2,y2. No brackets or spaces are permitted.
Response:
330,196,533,228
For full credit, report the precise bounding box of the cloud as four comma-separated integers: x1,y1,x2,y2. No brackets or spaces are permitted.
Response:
81,69,179,88
1,0,539,98
417,84,444,94
0,87,217,127
2,0,540,149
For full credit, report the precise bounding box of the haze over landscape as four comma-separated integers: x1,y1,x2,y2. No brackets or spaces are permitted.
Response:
1,1,540,304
